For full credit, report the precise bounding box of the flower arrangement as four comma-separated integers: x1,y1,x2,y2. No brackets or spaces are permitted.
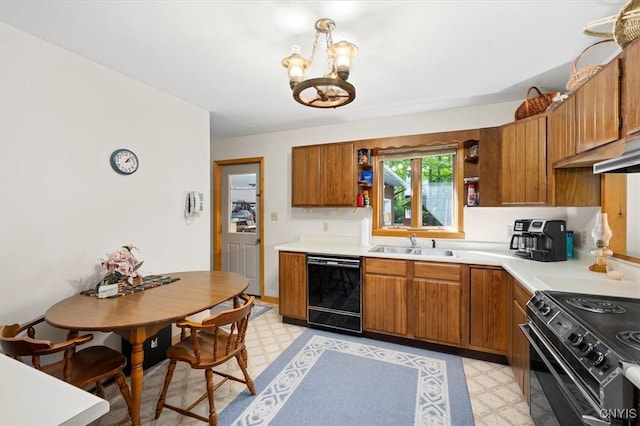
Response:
96,245,144,289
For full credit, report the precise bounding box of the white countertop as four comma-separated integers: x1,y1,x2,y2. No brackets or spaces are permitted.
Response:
275,235,640,299
0,354,110,425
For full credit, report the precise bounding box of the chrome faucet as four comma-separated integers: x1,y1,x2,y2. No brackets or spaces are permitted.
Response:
408,233,418,248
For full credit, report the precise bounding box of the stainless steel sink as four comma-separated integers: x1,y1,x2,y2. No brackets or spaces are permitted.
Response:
369,246,456,257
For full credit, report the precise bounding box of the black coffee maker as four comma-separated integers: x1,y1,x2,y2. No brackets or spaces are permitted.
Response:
509,219,567,262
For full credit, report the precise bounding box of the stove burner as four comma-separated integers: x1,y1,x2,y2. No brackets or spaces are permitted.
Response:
565,297,626,314
617,331,640,351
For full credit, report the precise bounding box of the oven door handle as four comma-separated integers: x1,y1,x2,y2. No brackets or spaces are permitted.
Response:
520,324,609,426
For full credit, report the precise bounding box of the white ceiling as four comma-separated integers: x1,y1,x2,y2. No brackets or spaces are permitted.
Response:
0,1,628,140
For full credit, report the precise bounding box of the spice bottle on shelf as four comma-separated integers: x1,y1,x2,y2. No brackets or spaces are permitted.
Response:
467,183,477,206
363,190,370,207
357,192,364,207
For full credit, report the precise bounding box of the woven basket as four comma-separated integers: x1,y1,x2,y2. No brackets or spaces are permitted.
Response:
584,0,640,49
514,87,558,120
566,39,615,92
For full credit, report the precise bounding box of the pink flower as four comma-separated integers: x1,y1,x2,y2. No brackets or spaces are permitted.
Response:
98,245,144,287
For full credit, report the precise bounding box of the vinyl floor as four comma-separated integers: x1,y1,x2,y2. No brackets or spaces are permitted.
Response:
92,301,533,425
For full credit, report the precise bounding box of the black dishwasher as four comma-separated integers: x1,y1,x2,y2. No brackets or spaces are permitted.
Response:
307,255,362,334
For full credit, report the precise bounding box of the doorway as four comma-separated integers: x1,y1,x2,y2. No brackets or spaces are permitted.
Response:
213,158,264,297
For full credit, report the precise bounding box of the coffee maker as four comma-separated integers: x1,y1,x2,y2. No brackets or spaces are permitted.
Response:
509,219,567,262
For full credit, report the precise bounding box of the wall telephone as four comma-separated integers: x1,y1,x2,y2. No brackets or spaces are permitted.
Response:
185,191,204,221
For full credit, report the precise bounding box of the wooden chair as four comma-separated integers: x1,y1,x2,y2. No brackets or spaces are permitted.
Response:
0,317,133,424
155,294,256,425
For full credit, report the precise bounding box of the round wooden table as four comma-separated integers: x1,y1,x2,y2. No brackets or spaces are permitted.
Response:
45,271,249,426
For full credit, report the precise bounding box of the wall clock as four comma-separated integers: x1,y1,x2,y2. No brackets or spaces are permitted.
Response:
110,149,139,175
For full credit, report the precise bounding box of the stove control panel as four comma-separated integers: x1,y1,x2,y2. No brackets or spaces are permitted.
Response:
527,293,619,378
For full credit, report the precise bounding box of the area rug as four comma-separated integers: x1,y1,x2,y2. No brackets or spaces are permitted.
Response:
210,298,271,320
217,328,475,426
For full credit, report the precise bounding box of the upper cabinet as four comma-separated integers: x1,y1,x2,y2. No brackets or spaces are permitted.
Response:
574,58,621,153
291,142,355,207
500,116,547,205
624,38,640,137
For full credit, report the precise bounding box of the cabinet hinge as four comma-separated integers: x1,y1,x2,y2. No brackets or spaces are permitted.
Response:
619,116,624,129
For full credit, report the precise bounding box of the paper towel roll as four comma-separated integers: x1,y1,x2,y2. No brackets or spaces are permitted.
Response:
360,218,371,247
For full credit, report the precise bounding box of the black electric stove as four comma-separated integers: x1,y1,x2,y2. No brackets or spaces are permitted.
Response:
526,291,640,424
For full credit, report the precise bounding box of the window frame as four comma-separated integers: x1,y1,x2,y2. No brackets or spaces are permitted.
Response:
371,143,466,239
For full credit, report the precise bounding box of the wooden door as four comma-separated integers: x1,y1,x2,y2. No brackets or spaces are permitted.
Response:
575,59,620,153
291,145,321,206
278,251,307,319
625,39,640,137
320,142,355,206
501,117,547,205
413,279,461,344
469,267,508,353
547,96,576,164
363,258,408,336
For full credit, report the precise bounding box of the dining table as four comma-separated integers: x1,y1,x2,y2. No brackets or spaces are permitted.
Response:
45,270,249,426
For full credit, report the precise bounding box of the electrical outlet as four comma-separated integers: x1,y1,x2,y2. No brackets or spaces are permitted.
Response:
581,230,587,247
323,222,328,232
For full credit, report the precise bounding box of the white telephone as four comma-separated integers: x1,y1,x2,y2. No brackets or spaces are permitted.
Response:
185,191,204,221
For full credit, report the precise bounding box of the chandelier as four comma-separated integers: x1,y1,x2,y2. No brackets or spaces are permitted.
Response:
281,18,358,108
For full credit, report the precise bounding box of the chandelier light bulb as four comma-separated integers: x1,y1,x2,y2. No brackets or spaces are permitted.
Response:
328,40,358,81
281,45,309,89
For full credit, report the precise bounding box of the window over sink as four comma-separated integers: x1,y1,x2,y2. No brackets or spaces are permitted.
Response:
374,145,463,238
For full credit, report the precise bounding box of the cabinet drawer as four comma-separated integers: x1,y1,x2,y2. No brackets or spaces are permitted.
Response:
513,279,532,308
365,258,407,276
414,262,460,281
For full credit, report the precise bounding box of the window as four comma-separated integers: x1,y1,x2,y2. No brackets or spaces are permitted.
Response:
376,146,462,238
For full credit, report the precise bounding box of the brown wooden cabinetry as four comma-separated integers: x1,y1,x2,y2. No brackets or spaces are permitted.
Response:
500,117,547,205
363,258,409,336
413,262,462,345
469,267,508,354
291,142,355,207
278,251,307,320
575,58,621,153
624,38,640,137
507,276,532,402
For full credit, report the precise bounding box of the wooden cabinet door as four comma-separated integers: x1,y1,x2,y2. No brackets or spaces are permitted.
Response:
278,251,307,319
291,143,355,207
320,142,355,206
363,258,408,336
469,267,508,353
547,96,576,164
575,59,620,153
625,39,640,137
291,145,321,206
413,279,461,345
501,117,547,205
511,300,530,402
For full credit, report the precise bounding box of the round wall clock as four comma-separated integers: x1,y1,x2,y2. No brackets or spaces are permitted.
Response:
110,149,139,175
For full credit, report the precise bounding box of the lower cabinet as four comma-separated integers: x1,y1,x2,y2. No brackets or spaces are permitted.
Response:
468,267,508,354
413,262,462,345
363,258,409,336
363,258,462,346
508,276,532,402
278,251,307,320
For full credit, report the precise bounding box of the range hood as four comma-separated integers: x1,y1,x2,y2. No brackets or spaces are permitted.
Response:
593,137,640,174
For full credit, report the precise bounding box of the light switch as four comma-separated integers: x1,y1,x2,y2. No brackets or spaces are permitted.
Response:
271,212,278,221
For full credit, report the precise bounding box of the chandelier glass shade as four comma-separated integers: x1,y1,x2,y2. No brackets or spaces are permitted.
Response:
281,18,358,108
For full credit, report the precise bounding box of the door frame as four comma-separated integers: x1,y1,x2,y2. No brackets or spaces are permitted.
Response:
213,157,265,298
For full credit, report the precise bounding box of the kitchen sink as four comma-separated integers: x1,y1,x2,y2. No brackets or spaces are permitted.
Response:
369,246,456,257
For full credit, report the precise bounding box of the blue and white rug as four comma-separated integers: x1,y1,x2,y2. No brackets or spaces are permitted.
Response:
218,328,475,426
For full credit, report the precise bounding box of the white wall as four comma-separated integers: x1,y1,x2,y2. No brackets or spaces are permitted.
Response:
211,101,602,298
0,23,211,342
